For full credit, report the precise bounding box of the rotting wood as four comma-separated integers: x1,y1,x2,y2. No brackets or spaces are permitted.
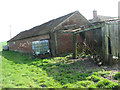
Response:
73,23,104,34
58,23,104,34
102,21,119,65
105,25,109,64
71,23,104,59
106,22,119,57
102,23,109,64
102,22,105,60
49,32,56,56
73,33,77,59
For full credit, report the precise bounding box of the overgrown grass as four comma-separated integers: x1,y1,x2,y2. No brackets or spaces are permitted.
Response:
1,51,120,88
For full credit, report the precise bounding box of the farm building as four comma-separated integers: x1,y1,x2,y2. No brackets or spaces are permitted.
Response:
7,11,90,57
7,10,119,65
90,10,117,23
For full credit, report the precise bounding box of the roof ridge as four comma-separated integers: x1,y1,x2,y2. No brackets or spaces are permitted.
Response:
31,11,77,30
8,11,77,42
52,11,77,32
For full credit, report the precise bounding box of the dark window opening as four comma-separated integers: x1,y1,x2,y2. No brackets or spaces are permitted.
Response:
79,32,85,41
108,37,112,54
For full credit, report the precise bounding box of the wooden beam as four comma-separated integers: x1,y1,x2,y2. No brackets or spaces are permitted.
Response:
49,32,56,56
73,23,104,34
54,32,58,56
57,23,104,34
72,33,77,59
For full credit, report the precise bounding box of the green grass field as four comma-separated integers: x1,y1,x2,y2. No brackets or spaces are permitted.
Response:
1,50,120,88
0,42,7,51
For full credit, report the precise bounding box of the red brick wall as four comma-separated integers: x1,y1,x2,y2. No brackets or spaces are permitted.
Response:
8,30,102,56
57,33,73,55
56,33,83,55
55,12,89,55
8,32,83,55
8,34,50,53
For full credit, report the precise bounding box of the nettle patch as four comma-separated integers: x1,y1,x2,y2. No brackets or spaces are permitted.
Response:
2,51,120,88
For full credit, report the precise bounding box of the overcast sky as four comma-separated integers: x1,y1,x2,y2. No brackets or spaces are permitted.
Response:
0,0,119,42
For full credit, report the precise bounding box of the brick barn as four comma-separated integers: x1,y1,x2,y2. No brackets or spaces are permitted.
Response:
7,11,89,57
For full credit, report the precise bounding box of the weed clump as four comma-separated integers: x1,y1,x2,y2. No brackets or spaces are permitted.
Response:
113,72,120,80
86,75,101,82
96,79,119,88
76,80,95,88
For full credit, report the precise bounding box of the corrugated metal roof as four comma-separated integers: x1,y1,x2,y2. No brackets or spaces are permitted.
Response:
90,15,117,23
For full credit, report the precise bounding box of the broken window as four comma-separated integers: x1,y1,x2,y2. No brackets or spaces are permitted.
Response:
32,40,50,55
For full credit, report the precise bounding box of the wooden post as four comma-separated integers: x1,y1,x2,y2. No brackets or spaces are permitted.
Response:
105,24,110,64
102,22,109,64
73,33,77,59
54,32,58,56
49,32,56,56
118,21,120,59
